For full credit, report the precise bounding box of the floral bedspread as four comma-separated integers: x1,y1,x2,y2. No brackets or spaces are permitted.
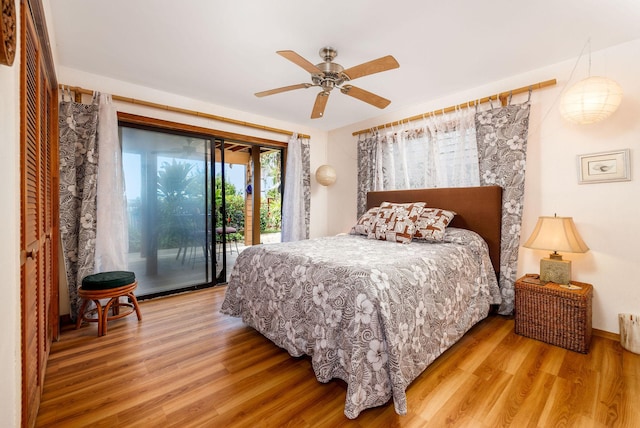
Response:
220,228,500,418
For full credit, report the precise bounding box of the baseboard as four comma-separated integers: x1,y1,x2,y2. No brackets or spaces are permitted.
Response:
593,328,619,342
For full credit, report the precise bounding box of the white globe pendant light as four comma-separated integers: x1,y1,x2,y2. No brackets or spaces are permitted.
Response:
560,76,623,125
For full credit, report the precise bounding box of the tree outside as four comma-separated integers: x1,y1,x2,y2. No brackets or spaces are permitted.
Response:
260,151,282,233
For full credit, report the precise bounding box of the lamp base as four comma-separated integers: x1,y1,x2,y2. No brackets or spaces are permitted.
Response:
540,256,571,285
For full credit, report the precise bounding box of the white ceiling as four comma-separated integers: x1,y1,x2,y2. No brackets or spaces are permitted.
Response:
47,0,640,132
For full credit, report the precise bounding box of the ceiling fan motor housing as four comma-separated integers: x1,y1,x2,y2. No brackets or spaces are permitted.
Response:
314,47,346,92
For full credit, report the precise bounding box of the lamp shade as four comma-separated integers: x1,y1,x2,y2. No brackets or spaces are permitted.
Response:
315,165,336,186
523,216,589,254
560,76,623,125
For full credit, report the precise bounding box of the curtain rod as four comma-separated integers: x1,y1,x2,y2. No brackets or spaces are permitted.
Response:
352,78,556,136
59,84,311,140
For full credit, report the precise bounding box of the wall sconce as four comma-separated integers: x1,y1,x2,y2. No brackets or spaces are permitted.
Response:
315,165,336,186
523,215,589,288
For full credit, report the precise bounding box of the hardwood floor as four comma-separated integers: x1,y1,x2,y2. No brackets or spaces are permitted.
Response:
37,287,640,427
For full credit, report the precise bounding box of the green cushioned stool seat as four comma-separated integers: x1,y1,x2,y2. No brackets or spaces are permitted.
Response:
76,271,141,336
82,271,136,290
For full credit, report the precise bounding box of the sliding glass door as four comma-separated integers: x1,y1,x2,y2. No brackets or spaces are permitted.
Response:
121,127,216,297
213,144,283,277
119,122,284,298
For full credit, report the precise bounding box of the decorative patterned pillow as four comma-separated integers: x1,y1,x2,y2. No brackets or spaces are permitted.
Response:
368,202,426,243
351,206,380,235
413,208,456,241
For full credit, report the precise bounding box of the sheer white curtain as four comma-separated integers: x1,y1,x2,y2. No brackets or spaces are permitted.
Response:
281,134,310,242
356,109,479,217
375,108,479,191
94,93,129,271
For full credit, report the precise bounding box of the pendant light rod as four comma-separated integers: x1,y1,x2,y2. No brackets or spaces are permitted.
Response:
587,37,592,76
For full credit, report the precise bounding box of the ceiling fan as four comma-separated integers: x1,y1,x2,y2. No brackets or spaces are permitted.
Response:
255,47,399,119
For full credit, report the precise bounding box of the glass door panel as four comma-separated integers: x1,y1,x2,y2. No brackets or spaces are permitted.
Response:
120,126,281,295
214,141,250,281
260,149,283,244
121,127,215,297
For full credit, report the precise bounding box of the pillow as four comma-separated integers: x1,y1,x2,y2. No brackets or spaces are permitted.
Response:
413,208,456,241
368,201,426,244
351,206,380,236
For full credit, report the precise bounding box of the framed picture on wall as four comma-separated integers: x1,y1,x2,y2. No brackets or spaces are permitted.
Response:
577,149,631,184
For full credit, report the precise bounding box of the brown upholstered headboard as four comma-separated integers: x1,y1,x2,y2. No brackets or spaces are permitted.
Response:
367,186,502,276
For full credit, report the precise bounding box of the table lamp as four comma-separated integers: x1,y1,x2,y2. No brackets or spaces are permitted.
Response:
522,215,589,289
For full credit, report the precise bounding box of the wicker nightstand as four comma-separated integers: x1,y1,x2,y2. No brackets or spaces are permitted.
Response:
514,274,593,353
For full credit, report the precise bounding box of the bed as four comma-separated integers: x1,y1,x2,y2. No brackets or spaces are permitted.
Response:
221,185,503,418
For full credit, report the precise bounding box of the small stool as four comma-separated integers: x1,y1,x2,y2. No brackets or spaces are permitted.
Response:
76,271,142,336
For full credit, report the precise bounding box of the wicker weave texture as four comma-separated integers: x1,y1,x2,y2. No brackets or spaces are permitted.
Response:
515,276,593,353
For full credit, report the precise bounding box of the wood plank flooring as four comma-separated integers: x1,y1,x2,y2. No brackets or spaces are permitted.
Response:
37,286,640,427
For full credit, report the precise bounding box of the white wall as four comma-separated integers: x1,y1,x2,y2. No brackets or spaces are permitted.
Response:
327,39,640,334
0,0,22,425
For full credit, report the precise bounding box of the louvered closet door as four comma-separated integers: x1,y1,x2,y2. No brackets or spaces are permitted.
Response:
21,7,42,427
41,76,57,351
20,1,58,426
37,56,55,387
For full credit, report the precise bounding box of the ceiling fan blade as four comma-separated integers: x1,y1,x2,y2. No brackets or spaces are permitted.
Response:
277,50,323,74
342,55,399,80
255,83,310,97
311,91,330,119
340,85,391,109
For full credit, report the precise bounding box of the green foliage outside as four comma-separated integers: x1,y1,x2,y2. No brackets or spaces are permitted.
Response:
260,151,282,233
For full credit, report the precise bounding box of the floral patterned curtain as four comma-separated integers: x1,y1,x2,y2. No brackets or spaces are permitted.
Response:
58,98,100,320
281,134,311,241
475,101,531,315
356,133,380,217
